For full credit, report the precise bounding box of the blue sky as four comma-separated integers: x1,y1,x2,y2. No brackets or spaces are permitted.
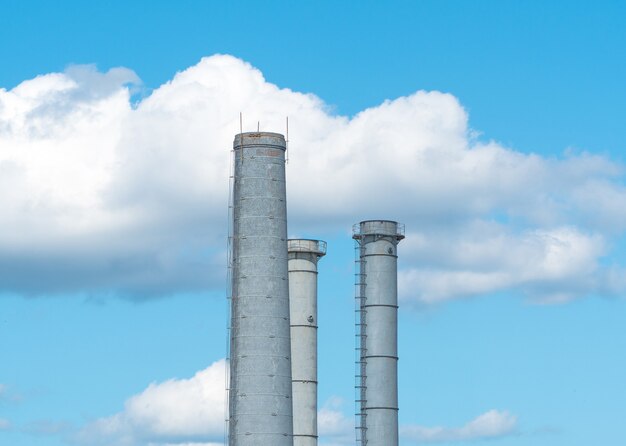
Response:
1,1,626,445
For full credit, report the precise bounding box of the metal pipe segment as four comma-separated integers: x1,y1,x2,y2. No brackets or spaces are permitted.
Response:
353,220,404,446
229,132,293,446
288,239,326,446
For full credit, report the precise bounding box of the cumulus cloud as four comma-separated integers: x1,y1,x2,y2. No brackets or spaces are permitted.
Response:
401,410,517,443
399,224,607,303
76,368,352,446
2,54,626,302
76,360,226,446
74,365,516,446
318,397,353,446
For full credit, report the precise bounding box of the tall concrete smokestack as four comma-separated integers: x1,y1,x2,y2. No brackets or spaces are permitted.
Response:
353,220,404,446
288,239,327,446
229,132,293,446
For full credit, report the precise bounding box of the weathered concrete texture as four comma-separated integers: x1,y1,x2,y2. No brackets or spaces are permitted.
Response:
353,220,404,446
230,132,293,446
288,239,326,446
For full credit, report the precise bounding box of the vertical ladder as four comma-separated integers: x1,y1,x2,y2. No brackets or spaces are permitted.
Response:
354,240,367,445
224,147,235,446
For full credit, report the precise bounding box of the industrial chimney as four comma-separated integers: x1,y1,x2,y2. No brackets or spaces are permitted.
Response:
288,239,327,446
353,220,404,446
229,132,293,446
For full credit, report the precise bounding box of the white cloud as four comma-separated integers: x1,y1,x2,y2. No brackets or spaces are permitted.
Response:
79,380,354,446
76,360,226,446
75,366,517,446
401,410,517,443
0,418,10,430
399,224,607,304
315,400,518,445
2,54,626,302
318,397,353,445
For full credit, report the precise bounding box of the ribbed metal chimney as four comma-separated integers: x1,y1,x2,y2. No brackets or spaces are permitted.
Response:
288,239,327,446
229,132,293,446
353,220,404,446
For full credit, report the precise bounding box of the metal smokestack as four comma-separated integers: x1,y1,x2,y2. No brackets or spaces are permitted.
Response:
288,239,327,446
353,220,404,446
229,132,293,446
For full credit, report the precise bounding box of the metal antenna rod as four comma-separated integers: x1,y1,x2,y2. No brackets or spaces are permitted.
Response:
239,113,244,164
285,116,289,164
